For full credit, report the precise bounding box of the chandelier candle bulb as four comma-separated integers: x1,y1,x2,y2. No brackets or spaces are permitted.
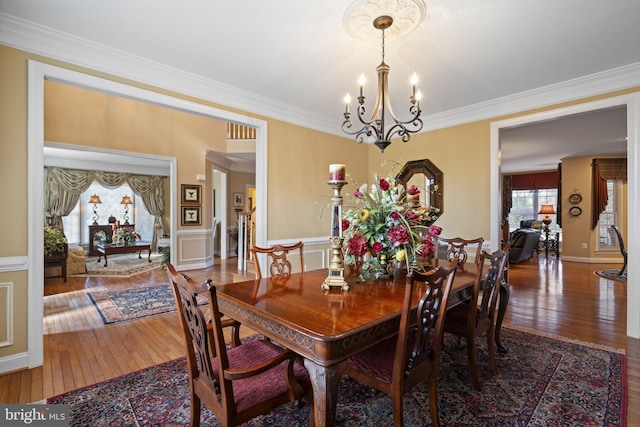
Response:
329,164,346,181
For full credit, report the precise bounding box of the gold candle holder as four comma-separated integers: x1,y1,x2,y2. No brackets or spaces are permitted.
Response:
322,177,350,291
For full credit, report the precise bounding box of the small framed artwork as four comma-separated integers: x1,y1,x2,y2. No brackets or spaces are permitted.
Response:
181,184,201,204
233,192,244,208
181,206,201,225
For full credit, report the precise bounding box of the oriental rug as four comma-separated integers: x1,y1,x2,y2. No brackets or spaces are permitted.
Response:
73,252,164,277
595,269,627,282
47,327,626,426
87,283,206,324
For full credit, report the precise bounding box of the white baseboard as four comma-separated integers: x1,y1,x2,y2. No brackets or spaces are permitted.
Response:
0,351,28,375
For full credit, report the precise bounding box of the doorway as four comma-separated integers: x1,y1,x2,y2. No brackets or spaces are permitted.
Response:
490,93,640,338
27,61,268,368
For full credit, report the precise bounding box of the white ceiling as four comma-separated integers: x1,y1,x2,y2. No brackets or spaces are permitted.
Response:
2,0,639,172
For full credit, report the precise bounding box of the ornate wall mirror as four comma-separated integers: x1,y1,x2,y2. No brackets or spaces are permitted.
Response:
395,159,444,217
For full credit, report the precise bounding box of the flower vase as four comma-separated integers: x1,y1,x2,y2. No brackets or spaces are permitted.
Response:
345,256,364,280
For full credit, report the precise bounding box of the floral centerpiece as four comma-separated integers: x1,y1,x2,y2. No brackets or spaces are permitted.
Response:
342,173,442,281
44,226,67,257
112,226,141,245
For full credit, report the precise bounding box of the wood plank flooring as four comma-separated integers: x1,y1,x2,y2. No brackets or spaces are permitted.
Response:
0,255,636,424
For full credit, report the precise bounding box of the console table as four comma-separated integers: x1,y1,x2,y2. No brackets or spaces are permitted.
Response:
95,242,151,267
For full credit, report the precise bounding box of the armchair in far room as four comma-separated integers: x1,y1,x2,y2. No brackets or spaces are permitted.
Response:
508,228,541,264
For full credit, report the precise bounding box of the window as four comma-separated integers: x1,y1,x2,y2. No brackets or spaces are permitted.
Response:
508,188,560,233
597,180,622,251
62,183,154,245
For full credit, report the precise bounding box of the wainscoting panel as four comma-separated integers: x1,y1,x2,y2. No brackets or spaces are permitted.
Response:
177,229,213,270
0,281,13,347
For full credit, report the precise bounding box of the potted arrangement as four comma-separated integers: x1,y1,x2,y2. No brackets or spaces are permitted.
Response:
44,226,67,257
112,226,141,245
342,173,442,281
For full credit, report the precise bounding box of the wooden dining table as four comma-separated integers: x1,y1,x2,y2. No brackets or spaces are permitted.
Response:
215,263,509,427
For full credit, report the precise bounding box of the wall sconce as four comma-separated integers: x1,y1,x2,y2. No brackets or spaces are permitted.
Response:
88,194,102,225
121,195,132,225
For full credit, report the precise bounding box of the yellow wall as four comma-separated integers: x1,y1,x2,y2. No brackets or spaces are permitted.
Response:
0,42,638,364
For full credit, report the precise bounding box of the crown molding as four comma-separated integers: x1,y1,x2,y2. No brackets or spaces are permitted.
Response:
1,12,639,136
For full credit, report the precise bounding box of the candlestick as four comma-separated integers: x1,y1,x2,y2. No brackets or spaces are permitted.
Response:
322,180,350,291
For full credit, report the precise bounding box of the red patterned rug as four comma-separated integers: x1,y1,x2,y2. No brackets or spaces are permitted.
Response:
47,327,626,426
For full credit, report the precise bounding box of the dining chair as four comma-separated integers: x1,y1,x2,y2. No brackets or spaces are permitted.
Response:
443,245,509,390
610,225,627,277
343,259,460,427
170,269,314,427
250,241,304,280
435,236,484,271
165,262,241,348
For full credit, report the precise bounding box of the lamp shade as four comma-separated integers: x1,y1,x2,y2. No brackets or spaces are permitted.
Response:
120,195,132,205
538,204,556,215
88,194,102,204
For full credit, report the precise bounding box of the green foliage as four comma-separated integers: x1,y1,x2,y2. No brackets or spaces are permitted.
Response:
44,226,66,256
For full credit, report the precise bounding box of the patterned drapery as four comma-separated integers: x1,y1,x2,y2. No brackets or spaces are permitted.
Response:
45,167,165,249
591,158,627,230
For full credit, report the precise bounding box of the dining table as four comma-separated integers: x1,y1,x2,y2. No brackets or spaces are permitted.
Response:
215,262,509,427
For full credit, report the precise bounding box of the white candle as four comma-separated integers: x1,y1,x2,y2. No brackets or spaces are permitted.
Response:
329,164,346,181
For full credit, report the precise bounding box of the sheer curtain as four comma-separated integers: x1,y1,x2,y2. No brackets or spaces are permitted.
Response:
45,167,166,249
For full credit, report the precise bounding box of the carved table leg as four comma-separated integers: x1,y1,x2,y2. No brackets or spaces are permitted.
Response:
496,280,510,353
103,253,109,267
303,359,344,427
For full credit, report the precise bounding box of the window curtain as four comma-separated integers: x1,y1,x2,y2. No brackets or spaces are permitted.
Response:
45,167,166,249
556,163,562,228
591,158,627,230
501,174,513,245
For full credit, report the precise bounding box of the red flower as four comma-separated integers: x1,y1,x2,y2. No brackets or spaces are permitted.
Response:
419,238,436,258
342,219,350,231
371,241,384,253
407,185,420,195
379,178,390,191
347,233,369,256
354,188,362,198
387,225,409,247
390,211,400,221
428,225,443,236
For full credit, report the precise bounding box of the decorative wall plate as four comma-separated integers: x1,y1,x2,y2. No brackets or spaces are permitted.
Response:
569,193,582,204
569,206,582,216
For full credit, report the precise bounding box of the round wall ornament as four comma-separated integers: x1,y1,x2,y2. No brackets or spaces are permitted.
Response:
569,206,582,217
569,193,582,204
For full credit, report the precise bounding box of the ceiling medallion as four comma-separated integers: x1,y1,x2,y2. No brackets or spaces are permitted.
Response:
343,0,427,40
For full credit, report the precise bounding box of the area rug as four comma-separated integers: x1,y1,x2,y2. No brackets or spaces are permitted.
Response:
47,327,626,426
87,283,206,324
73,252,164,277
595,269,627,282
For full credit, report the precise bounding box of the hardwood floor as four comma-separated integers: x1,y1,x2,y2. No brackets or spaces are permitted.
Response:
0,255,636,424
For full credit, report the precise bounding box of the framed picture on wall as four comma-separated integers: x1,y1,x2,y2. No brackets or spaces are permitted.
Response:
233,192,244,208
181,184,201,204
181,206,201,225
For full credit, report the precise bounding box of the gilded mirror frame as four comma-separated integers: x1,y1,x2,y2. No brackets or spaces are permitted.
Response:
395,159,444,213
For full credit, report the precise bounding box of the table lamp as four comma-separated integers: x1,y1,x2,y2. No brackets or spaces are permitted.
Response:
89,194,102,225
121,195,132,225
538,204,556,231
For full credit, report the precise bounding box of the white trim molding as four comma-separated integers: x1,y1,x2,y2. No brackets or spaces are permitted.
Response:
2,13,639,137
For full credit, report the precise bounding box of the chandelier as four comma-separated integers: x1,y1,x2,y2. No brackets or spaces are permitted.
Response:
342,15,423,153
